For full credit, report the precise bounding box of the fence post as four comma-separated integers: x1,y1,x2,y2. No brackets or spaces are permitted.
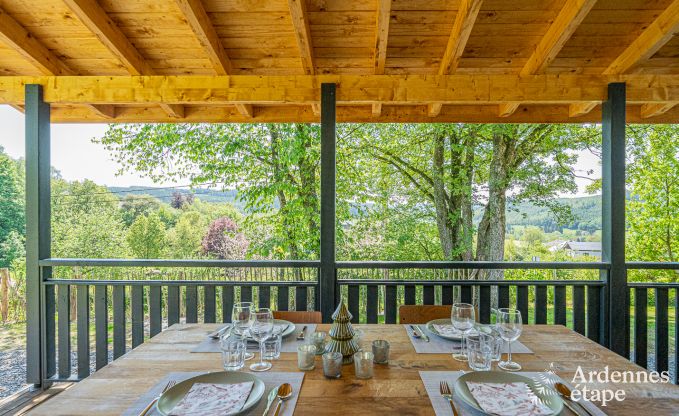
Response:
25,84,52,386
0,268,9,322
320,83,337,322
601,82,628,357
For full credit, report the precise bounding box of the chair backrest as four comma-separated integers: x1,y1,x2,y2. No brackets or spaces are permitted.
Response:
272,310,322,324
398,305,452,324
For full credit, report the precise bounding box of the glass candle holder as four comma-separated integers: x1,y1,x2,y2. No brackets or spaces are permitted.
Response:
353,351,374,379
297,344,317,370
372,340,390,364
311,331,327,355
322,351,343,378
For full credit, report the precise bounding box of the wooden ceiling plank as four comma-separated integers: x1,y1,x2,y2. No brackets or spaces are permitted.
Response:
640,102,677,119
235,103,254,118
374,0,391,75
604,0,679,75
174,0,232,75
569,102,598,118
520,0,597,77
288,0,314,75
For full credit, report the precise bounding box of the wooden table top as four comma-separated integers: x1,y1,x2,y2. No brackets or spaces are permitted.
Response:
28,324,679,415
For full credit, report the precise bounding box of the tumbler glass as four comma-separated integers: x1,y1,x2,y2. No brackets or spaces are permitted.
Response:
220,336,246,371
467,334,493,371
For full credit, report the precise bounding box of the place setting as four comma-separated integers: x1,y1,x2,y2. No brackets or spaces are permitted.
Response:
419,306,606,416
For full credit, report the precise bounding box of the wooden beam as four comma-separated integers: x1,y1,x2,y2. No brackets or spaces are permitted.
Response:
438,0,483,75
604,0,679,75
372,103,382,117
311,103,321,116
288,0,314,75
498,103,520,117
63,0,183,118
569,102,598,117
374,0,391,75
2,75,679,106
235,104,254,118
9,104,24,113
174,0,232,76
640,103,677,119
428,103,442,117
520,0,597,76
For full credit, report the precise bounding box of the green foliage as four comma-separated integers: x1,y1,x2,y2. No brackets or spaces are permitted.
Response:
126,213,166,258
0,151,25,267
167,211,206,258
119,194,162,226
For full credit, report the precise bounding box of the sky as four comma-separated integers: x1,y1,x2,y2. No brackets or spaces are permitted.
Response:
0,105,601,196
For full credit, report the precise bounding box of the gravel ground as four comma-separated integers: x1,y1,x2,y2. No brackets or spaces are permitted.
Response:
0,348,28,399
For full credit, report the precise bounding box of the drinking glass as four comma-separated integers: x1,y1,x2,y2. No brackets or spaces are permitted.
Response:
249,308,274,371
475,323,503,361
220,335,245,371
497,308,523,371
263,328,282,360
232,302,254,360
466,334,493,371
452,303,475,361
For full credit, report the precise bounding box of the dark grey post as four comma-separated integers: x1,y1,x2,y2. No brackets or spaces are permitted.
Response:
25,84,51,385
320,83,337,322
601,82,628,357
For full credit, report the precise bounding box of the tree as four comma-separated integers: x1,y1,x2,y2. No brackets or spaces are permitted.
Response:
126,213,166,258
171,191,194,209
0,150,24,268
167,211,206,258
202,217,249,260
119,194,162,227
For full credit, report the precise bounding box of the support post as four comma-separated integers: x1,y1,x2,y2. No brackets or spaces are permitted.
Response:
320,83,337,322
25,84,52,385
601,82,628,357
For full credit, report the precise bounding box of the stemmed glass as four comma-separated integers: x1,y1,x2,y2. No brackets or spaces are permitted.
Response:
249,308,274,372
452,303,475,361
232,302,254,360
497,308,523,371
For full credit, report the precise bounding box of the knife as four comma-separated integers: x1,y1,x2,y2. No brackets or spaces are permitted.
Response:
409,325,421,339
417,325,430,342
296,325,307,341
262,385,280,416
208,325,231,339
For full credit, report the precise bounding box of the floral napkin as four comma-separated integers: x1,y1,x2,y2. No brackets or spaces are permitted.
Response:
432,324,478,337
169,382,254,416
466,382,553,416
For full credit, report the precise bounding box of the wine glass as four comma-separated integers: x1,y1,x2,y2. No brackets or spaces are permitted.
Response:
451,303,475,361
497,308,523,371
232,302,254,360
249,308,274,372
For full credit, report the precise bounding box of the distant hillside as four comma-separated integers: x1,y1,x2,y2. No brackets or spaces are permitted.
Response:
108,186,247,210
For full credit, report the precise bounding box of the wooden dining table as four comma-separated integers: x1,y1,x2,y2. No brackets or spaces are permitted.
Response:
27,324,679,415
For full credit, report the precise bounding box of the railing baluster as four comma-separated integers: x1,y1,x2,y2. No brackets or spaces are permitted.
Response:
204,286,216,323
222,285,234,323
45,284,56,379
587,286,601,343
517,286,528,322
461,285,472,304
367,285,378,324
498,285,509,309
385,285,397,324
277,286,289,311
535,286,547,324
441,285,453,305
94,285,108,370
655,288,669,373
77,285,90,379
258,286,270,310
167,285,179,326
573,286,585,335
131,286,144,347
423,285,434,305
186,286,198,323
112,285,126,359
295,286,307,311
57,284,71,378
479,285,491,324
241,286,253,304
674,290,678,384
348,285,359,323
404,285,415,305
554,286,566,326
634,287,648,368
150,286,162,336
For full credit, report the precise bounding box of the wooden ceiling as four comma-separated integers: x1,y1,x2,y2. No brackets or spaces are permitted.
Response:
0,0,678,123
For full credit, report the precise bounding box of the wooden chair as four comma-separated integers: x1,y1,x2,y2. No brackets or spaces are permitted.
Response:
272,310,322,324
398,305,452,324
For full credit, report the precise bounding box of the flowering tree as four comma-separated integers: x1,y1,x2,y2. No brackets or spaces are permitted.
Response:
202,217,249,260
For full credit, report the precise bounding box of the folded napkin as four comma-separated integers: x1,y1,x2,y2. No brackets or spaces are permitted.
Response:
170,382,254,416
432,324,478,337
466,381,553,416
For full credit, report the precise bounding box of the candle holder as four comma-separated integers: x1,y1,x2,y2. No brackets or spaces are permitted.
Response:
297,344,317,370
322,351,343,378
353,351,374,379
311,331,327,355
372,340,390,364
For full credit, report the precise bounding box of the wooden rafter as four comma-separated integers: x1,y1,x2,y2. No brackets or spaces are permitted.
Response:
604,0,679,75
569,102,598,118
428,0,483,117
287,0,316,114
640,103,677,119
372,0,392,116
62,0,184,118
0,6,114,118
500,0,597,117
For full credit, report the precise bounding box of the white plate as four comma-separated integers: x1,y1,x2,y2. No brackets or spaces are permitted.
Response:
425,319,478,341
453,371,564,416
156,371,265,416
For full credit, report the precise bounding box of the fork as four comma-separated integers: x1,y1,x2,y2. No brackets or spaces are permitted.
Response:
439,381,459,416
296,325,308,341
139,380,177,416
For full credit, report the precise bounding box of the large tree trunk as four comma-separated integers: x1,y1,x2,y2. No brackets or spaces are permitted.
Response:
432,133,456,259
